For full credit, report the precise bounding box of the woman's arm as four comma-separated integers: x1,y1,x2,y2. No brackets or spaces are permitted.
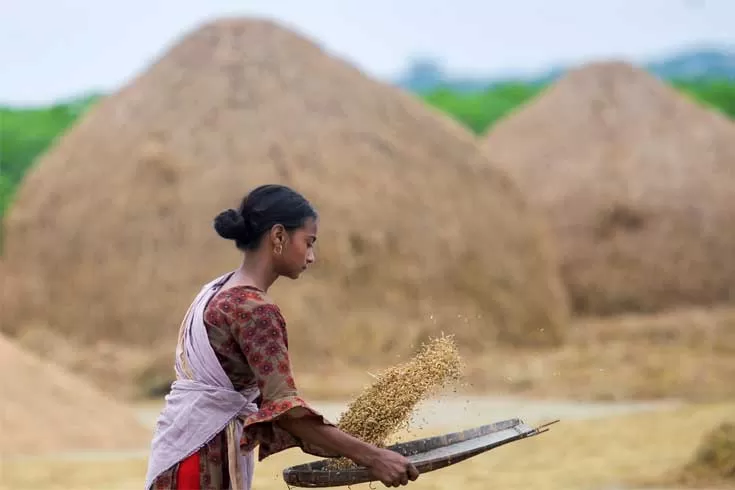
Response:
276,412,378,467
277,411,420,487
223,300,418,485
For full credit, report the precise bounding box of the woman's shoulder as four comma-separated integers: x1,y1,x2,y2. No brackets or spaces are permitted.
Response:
214,285,273,307
208,285,283,317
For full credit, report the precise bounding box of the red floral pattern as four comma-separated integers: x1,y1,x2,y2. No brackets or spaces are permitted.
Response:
150,285,336,489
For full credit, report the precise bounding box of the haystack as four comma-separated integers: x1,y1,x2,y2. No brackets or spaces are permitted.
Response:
482,61,735,315
0,333,151,455
675,420,735,485
3,18,568,389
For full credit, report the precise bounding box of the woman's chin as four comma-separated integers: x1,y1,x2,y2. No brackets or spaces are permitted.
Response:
286,269,306,280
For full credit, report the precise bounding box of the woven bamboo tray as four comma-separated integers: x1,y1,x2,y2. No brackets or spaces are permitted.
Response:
282,418,557,488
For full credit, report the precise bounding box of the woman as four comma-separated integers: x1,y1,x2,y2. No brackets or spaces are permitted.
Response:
145,184,419,489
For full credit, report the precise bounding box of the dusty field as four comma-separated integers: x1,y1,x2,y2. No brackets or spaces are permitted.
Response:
293,307,735,403
3,306,733,490
2,396,733,490
13,304,735,405
0,334,150,456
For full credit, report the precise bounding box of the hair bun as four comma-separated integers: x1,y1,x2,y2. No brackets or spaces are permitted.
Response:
213,209,247,240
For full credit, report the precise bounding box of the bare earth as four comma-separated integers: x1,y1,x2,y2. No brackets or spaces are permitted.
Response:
2,395,732,490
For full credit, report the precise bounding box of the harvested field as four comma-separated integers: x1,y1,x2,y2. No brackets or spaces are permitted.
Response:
671,420,735,487
2,399,733,490
3,17,568,393
295,306,735,403
482,60,735,316
8,305,734,404
0,334,151,456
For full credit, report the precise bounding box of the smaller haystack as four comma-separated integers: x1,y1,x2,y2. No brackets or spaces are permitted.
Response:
483,61,735,315
675,421,735,486
0,334,151,455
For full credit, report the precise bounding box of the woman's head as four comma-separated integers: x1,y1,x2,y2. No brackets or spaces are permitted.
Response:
213,184,318,279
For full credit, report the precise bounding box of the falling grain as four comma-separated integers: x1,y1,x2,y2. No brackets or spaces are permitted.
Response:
328,334,463,469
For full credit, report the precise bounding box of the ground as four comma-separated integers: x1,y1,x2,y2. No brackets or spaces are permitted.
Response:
2,395,733,490
4,306,734,489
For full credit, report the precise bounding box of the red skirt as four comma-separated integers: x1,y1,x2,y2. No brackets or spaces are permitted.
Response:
176,452,201,490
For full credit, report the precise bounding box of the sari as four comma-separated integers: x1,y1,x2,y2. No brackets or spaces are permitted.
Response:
145,273,337,489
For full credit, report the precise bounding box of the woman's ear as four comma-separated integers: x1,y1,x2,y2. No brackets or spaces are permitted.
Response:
270,224,286,245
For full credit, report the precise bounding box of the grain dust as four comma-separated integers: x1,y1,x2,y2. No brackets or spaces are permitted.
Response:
328,334,463,468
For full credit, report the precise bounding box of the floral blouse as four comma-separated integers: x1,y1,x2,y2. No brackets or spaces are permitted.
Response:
152,285,336,489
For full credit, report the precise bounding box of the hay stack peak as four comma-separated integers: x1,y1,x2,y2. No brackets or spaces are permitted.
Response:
4,17,568,389
483,60,735,315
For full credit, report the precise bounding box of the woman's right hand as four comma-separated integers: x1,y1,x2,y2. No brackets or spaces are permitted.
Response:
275,413,420,486
363,448,420,487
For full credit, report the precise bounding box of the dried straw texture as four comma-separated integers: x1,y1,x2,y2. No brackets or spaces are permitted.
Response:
3,18,568,378
482,61,735,315
675,420,735,486
333,335,463,464
0,333,151,455
0,259,12,314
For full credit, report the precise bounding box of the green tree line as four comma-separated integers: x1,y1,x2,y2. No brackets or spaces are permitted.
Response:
421,79,735,134
1,80,733,220
0,95,99,217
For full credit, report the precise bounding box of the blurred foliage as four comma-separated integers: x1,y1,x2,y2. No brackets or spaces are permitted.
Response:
672,79,735,121
0,95,100,219
422,82,544,134
0,81,734,221
419,78,735,135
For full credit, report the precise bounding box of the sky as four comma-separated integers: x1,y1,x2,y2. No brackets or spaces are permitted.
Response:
1,0,734,105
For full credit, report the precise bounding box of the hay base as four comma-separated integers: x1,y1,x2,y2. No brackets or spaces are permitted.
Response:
0,334,151,455
673,421,735,487
4,402,734,490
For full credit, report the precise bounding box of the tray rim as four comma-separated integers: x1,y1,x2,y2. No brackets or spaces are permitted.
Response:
282,418,546,488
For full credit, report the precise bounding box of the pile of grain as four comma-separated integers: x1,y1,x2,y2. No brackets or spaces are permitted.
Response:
0,333,151,455
13,326,161,399
3,17,568,392
482,61,735,315
675,420,735,486
329,334,463,468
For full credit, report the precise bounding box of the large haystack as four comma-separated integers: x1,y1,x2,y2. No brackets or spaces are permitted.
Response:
482,61,735,315
0,333,151,455
3,18,567,384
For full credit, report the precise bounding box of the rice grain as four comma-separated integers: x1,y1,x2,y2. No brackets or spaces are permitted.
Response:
328,334,463,468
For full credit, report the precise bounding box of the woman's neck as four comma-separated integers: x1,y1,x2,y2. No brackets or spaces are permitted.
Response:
237,253,278,292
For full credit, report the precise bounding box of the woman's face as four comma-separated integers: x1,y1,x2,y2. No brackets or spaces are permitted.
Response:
275,217,318,279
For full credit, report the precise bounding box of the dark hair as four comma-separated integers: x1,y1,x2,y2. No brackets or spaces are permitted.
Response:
213,184,317,251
